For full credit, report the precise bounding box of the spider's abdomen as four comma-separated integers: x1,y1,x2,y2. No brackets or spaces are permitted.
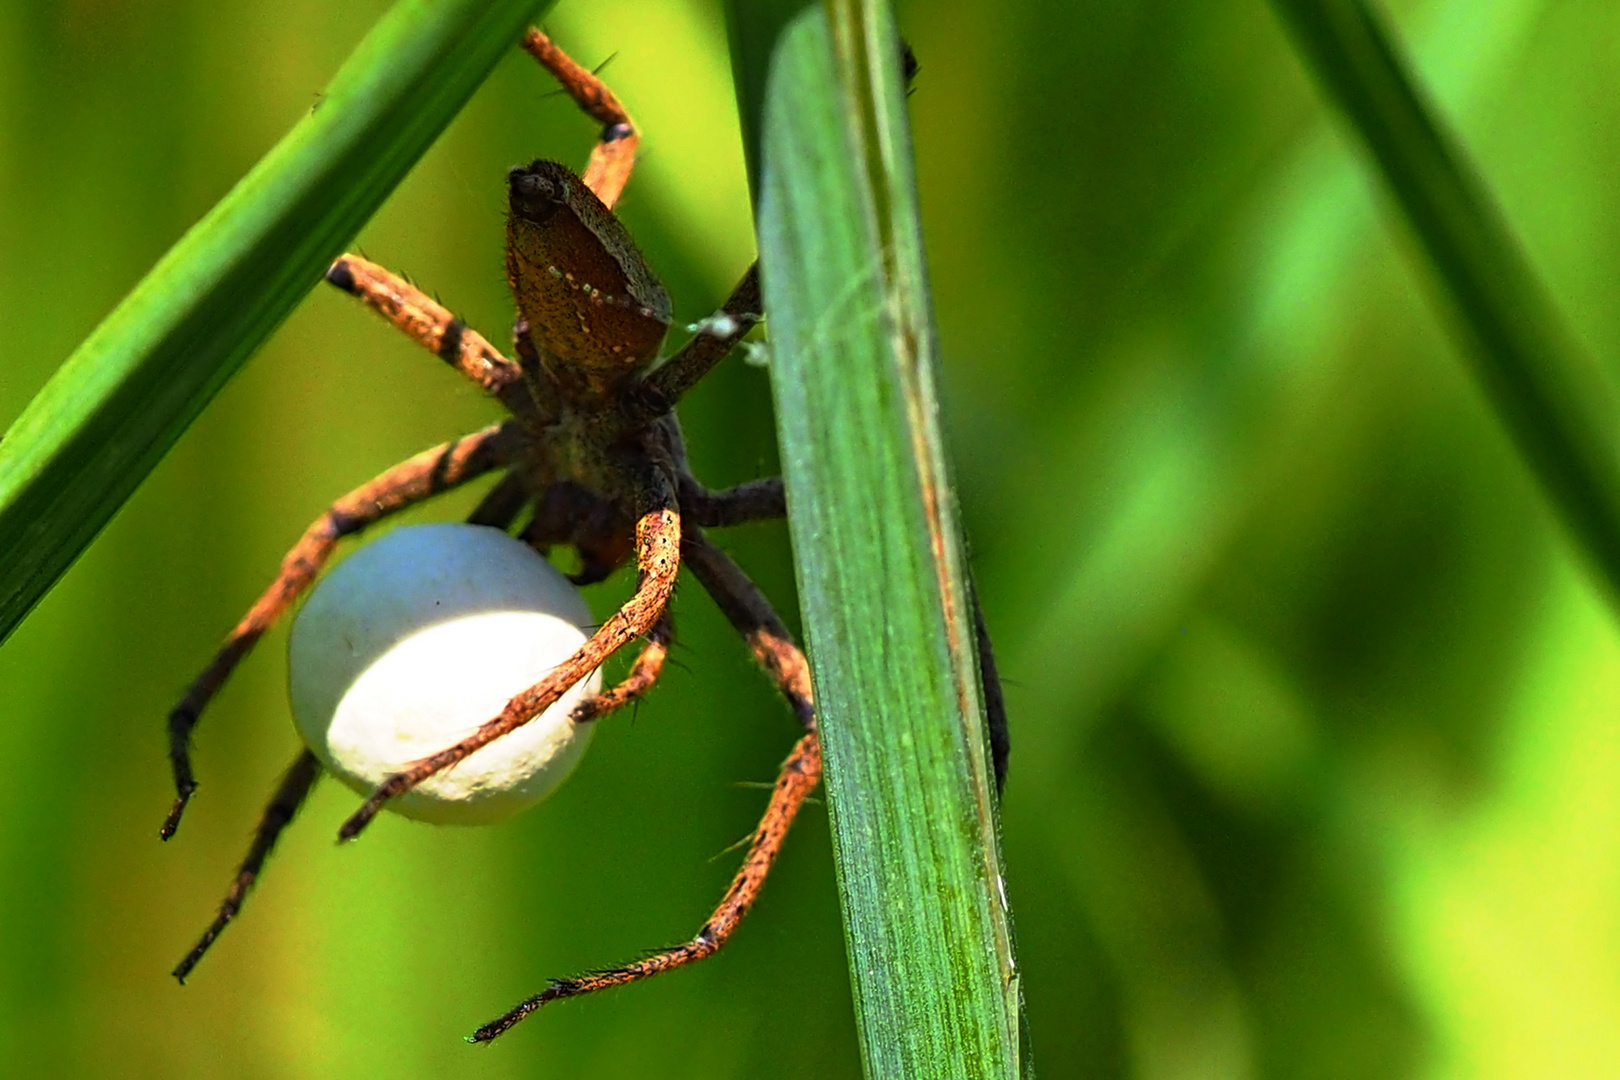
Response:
506,160,670,397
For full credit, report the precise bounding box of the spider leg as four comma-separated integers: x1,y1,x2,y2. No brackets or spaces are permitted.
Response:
678,475,784,528
337,476,682,840
465,471,531,532
632,265,762,420
520,29,638,209
324,254,547,423
473,734,819,1042
162,422,523,840
969,578,1010,795
172,749,321,983
677,473,1008,789
471,529,818,1041
569,609,672,724
680,529,813,726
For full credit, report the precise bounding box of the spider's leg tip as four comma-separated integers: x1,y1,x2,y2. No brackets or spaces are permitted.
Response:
325,259,357,293
336,807,374,844
469,987,565,1044
160,786,196,841
467,1020,506,1045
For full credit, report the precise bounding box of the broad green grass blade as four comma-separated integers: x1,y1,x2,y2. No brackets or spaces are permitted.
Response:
0,0,549,645
1271,0,1620,604
733,2,1028,1076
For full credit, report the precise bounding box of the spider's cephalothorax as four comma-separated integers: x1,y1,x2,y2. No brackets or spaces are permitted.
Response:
158,28,1004,1045
507,159,670,387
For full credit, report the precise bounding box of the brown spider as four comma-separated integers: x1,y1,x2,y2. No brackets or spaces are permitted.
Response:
159,27,1004,1044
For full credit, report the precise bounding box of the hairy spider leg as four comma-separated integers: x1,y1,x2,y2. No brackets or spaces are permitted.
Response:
323,254,551,423
337,479,683,841
565,471,803,726
521,29,638,209
673,474,1011,792
471,531,819,1041
678,475,785,529
459,466,678,727
467,466,681,730
570,608,672,723
474,737,820,1042
681,530,814,726
172,749,322,983
161,422,522,839
634,265,762,419
320,29,645,418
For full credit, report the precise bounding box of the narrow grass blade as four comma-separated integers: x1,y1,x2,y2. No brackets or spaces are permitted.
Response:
1271,0,1620,603
0,0,550,644
733,2,1028,1076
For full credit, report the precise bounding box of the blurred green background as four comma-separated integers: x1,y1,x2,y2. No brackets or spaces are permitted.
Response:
2,0,1618,1076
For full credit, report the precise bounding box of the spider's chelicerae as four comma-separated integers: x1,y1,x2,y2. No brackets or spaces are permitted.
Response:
160,28,1006,1044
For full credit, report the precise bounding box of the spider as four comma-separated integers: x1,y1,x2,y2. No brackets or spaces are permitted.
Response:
158,27,1006,1044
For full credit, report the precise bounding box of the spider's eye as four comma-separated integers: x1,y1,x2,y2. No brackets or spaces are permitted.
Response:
508,162,568,223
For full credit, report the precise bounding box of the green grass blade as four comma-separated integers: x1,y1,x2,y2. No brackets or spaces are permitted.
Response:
1270,0,1620,602
734,3,1028,1076
0,0,549,644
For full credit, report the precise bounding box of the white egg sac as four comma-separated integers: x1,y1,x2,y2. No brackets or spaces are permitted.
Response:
287,523,601,825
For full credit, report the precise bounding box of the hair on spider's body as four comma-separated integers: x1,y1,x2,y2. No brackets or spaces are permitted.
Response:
160,28,1006,1043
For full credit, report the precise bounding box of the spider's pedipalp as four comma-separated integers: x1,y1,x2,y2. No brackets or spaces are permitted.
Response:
160,423,520,839
336,482,682,841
